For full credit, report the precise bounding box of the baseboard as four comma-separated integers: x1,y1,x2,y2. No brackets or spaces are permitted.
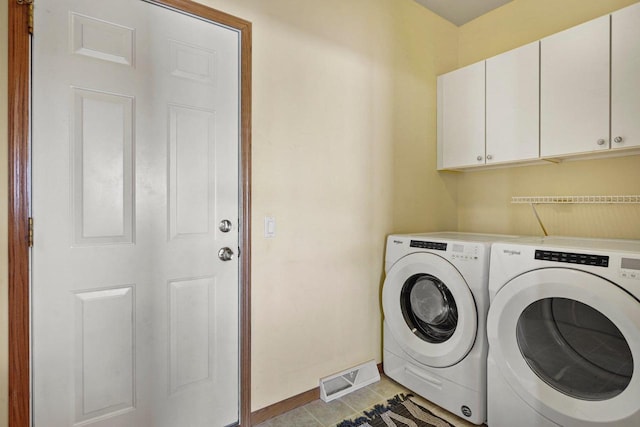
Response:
250,363,383,425
250,388,319,425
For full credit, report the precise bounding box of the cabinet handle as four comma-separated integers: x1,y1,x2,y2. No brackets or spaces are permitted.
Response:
597,139,606,146
614,136,623,143
476,155,483,161
486,154,493,160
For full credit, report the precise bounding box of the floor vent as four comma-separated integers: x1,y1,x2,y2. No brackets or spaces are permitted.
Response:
319,360,380,402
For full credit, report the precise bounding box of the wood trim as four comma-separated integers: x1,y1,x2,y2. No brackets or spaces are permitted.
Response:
8,1,32,426
251,388,320,426
8,1,252,426
251,363,384,425
239,26,253,427
154,0,252,32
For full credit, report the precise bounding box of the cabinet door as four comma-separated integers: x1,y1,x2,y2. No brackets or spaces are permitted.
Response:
612,2,640,150
437,61,485,169
486,42,539,164
540,15,609,157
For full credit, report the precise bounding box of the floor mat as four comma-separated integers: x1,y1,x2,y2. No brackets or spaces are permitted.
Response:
336,394,453,427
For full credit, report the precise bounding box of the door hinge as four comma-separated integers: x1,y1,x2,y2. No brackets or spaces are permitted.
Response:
17,0,34,34
28,217,34,248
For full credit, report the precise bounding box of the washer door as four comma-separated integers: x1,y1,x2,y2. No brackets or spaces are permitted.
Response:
488,268,640,427
383,252,477,368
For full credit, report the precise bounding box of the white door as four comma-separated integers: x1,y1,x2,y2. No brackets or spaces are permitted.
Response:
437,61,485,169
540,15,610,157
486,41,539,165
32,1,240,426
612,2,640,150
487,268,640,427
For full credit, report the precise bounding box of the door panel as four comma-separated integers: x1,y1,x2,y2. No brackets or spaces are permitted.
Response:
437,61,485,169
72,88,135,245
32,1,240,426
486,41,539,164
540,15,610,157
74,287,135,423
612,2,640,150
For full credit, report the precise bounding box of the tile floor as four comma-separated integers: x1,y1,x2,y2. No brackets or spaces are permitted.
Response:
254,375,480,427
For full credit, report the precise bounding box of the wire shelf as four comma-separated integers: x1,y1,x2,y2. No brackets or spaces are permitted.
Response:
511,195,640,204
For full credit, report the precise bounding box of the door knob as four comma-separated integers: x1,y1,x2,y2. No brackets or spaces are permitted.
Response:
219,219,232,232
614,136,623,144
597,139,606,146
218,247,234,261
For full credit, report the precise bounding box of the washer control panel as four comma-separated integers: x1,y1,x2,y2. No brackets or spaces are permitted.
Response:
408,240,481,261
410,240,447,251
451,243,479,261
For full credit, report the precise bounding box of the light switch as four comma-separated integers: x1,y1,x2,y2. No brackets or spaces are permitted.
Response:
264,216,276,238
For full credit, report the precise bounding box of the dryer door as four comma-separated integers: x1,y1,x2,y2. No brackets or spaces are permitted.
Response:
382,252,477,368
487,268,640,427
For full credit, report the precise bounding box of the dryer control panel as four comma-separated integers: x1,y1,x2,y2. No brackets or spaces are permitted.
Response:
621,257,640,280
535,250,609,267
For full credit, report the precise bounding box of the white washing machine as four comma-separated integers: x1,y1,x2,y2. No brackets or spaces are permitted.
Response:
487,237,640,427
382,232,513,425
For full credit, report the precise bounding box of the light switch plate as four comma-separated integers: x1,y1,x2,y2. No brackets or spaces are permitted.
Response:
264,216,276,238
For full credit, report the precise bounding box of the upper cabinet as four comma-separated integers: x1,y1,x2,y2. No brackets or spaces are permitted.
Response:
540,16,610,157
437,61,485,170
486,41,540,164
437,2,640,171
438,42,539,170
612,2,640,150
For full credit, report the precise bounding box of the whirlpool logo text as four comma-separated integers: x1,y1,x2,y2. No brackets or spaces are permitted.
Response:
502,249,521,256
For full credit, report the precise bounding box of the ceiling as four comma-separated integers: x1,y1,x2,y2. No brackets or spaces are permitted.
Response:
415,0,514,26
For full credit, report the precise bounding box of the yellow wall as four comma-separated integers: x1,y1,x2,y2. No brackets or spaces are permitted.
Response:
198,0,458,410
455,0,640,240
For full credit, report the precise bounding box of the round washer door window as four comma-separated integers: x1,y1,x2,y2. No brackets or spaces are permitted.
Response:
400,274,458,343
517,297,633,401
382,252,477,368
487,268,640,427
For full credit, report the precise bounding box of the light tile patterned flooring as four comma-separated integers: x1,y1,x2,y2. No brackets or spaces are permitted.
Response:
254,375,480,427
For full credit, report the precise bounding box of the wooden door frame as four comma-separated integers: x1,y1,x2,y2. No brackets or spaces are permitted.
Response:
8,1,252,426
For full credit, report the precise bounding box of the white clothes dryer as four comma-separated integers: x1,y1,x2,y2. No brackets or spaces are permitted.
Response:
487,237,640,427
382,232,513,425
